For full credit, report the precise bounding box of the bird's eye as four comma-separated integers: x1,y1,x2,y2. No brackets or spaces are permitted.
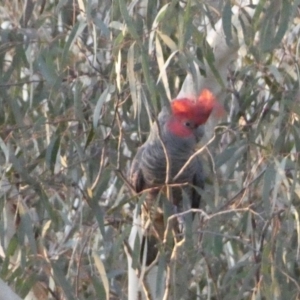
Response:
184,121,194,128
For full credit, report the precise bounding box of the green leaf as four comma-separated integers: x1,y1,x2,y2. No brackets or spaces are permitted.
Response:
93,15,110,38
5,234,18,257
5,93,25,128
85,127,95,150
118,0,139,40
140,50,157,111
215,141,247,170
156,254,167,296
292,126,300,153
155,35,171,100
222,0,232,46
18,272,36,298
157,31,178,52
0,137,9,163
253,0,268,30
131,230,141,269
51,261,76,300
91,274,107,299
46,134,61,174
112,31,125,58
9,150,35,186
18,212,37,255
61,20,87,67
73,80,84,122
90,169,111,237
259,16,274,52
262,163,275,215
273,0,291,47
127,42,140,118
93,86,109,129
202,40,225,88
213,234,223,256
37,54,58,86
93,254,110,300
181,0,193,50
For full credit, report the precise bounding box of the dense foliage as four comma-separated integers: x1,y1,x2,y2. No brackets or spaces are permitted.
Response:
0,0,300,299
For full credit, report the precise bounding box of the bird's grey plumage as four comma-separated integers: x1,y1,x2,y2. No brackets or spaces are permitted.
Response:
130,106,204,265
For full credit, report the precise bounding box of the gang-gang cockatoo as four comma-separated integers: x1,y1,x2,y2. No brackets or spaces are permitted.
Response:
130,89,222,266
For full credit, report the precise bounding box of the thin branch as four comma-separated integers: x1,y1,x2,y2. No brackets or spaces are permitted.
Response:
217,168,266,210
0,80,44,87
162,239,185,300
173,126,226,182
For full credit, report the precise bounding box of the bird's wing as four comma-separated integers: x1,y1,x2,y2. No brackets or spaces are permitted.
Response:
191,156,205,209
130,146,161,265
129,145,146,193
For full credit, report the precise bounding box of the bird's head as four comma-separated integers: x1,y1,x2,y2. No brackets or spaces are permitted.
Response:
166,89,223,138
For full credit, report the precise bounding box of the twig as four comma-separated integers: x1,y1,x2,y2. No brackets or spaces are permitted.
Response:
75,228,92,297
173,127,224,182
91,94,120,191
217,168,266,210
123,237,157,300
